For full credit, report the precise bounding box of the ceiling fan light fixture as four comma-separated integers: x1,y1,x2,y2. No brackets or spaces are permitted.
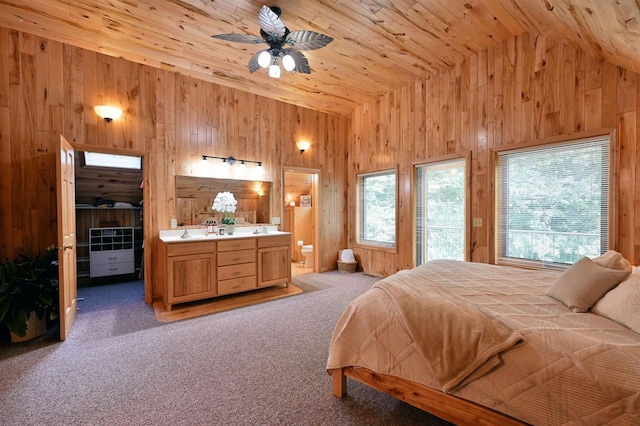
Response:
269,63,281,78
213,6,333,78
282,54,295,71
257,51,271,68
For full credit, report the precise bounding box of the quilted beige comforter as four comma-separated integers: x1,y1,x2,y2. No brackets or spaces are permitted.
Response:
326,260,640,425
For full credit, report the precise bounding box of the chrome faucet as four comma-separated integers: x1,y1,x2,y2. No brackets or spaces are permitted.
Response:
180,228,190,239
253,226,269,234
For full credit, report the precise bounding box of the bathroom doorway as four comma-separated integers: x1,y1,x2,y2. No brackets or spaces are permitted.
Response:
283,168,320,275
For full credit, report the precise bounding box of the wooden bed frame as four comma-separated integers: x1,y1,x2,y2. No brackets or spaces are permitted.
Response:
330,367,526,426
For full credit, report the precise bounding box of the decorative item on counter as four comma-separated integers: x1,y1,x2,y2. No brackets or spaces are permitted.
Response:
213,191,238,234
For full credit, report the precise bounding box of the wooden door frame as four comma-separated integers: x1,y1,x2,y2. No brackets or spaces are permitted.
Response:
71,143,151,304
282,166,321,273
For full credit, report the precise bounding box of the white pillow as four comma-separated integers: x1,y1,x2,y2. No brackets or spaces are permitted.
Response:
591,274,640,334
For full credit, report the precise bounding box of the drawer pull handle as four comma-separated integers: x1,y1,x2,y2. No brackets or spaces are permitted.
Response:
232,285,241,289
233,271,241,276
108,257,118,260
232,257,240,261
109,268,118,271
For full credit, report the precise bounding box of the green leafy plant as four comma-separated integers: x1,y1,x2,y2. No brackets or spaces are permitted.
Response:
0,248,59,338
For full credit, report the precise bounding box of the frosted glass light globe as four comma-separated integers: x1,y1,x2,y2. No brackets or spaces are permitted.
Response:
269,64,281,78
257,51,271,68
282,54,295,71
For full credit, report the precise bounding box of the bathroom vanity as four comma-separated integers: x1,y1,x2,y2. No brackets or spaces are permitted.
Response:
159,227,291,310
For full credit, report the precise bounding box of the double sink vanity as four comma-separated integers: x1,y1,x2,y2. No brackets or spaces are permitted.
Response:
159,226,291,310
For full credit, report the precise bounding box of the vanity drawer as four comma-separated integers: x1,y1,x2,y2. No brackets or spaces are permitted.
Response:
217,238,256,252
217,275,257,295
218,262,256,281
217,249,255,266
166,241,215,256
258,235,291,248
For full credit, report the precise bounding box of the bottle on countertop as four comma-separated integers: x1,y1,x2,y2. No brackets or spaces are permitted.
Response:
207,220,213,234
213,220,218,234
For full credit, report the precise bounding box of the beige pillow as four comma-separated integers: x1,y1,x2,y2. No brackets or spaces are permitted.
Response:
547,257,630,313
592,250,633,273
591,274,640,334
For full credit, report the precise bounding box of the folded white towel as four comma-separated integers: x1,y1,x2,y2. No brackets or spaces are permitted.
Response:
341,249,356,263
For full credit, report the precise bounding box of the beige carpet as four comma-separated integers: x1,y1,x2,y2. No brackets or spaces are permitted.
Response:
153,283,303,322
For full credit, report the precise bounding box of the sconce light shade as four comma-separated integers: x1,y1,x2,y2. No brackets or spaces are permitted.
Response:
296,140,311,153
94,105,122,122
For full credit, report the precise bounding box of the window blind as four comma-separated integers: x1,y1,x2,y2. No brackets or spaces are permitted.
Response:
497,138,610,268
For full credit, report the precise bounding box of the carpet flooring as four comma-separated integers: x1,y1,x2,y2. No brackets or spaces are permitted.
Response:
0,271,452,426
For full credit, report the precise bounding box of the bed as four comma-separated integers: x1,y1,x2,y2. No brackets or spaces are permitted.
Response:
327,258,640,425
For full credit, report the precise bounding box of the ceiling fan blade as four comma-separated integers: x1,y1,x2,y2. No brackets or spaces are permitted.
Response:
285,50,311,74
248,49,269,73
212,34,265,44
258,5,286,38
287,31,333,51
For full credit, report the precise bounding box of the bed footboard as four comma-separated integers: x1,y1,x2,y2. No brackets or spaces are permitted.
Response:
331,366,525,426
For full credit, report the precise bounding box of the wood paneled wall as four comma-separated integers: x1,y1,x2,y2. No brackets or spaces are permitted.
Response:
0,27,350,300
350,32,639,277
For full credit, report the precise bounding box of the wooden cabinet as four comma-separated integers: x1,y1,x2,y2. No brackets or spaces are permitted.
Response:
163,241,216,310
258,235,291,287
160,234,291,309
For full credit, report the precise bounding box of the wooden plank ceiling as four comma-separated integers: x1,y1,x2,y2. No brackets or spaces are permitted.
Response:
1,0,638,116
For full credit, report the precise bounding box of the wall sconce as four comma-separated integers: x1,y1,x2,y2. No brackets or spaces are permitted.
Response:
93,105,122,122
202,155,262,167
296,141,311,153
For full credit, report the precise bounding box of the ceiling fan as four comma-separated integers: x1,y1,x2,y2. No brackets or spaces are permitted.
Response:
212,5,333,78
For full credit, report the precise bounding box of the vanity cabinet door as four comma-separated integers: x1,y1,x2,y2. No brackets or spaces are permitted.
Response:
164,241,216,310
257,235,291,287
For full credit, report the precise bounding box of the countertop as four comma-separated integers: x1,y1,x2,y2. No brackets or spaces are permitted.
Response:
159,226,290,243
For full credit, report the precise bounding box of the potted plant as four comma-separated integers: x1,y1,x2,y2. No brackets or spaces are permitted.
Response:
0,248,59,342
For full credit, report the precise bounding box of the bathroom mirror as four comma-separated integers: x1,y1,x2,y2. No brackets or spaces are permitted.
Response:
175,176,272,226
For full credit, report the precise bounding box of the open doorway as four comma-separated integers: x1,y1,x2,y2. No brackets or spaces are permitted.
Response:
74,149,146,312
283,168,320,276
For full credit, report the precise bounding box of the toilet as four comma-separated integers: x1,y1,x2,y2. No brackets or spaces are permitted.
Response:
301,245,314,268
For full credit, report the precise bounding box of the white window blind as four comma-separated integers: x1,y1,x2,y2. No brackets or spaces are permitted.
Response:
357,169,396,247
497,138,610,268
416,160,466,265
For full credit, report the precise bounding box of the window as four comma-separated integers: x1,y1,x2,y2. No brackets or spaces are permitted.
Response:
356,168,397,248
415,159,466,265
497,137,610,268
84,152,141,170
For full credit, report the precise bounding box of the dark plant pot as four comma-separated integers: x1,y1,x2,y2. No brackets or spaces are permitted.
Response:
10,311,46,343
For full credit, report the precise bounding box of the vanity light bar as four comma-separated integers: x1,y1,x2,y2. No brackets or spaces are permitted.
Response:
202,155,262,167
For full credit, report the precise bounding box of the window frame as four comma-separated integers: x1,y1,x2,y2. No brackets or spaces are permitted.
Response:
355,166,399,252
493,131,618,269
413,153,471,266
